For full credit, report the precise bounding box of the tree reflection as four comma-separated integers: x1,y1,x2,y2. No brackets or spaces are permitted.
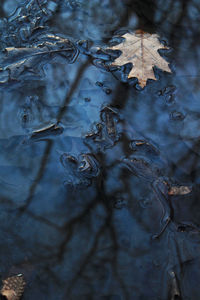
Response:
0,0,200,299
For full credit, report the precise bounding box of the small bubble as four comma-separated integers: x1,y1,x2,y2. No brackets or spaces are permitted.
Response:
22,114,28,123
165,94,175,104
139,198,152,208
105,88,112,95
113,198,128,209
84,97,91,102
95,81,103,87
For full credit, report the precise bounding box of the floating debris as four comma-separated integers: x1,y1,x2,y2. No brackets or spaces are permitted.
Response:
168,270,181,300
158,85,176,96
122,156,160,182
95,81,112,94
158,85,176,104
0,34,78,84
79,154,100,178
151,179,172,239
168,185,192,195
0,274,26,300
129,140,160,156
170,111,185,121
60,152,100,187
30,123,64,140
176,221,200,233
100,106,119,138
139,197,152,208
85,106,120,152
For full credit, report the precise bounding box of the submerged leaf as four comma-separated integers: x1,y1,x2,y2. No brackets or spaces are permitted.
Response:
0,34,78,83
109,30,172,87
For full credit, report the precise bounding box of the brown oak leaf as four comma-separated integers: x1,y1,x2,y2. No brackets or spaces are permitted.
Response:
109,30,172,87
1,274,26,300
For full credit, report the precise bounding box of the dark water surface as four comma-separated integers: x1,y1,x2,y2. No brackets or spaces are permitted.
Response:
0,0,200,299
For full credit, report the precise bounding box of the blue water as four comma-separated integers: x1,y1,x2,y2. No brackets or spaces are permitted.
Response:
0,0,200,299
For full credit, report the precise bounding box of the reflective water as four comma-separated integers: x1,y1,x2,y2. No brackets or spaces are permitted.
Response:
0,0,200,299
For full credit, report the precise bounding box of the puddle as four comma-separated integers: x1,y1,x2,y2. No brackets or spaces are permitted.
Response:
0,0,200,299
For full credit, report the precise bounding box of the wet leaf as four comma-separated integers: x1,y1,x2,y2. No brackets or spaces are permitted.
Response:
0,34,78,83
30,123,64,140
168,185,192,195
109,30,172,87
1,274,26,300
60,152,100,187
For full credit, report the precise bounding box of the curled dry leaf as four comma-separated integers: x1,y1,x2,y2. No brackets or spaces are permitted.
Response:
1,274,26,300
109,30,172,87
168,186,192,195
